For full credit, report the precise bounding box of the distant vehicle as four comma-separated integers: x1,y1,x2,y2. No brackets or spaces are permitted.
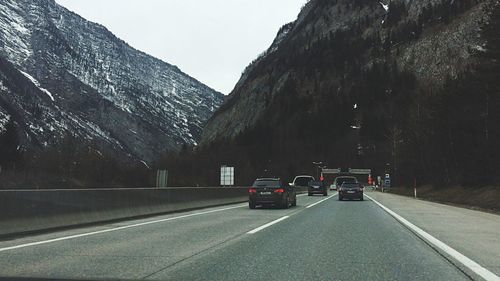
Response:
330,176,358,190
249,178,297,209
289,175,315,187
308,181,328,196
338,182,364,201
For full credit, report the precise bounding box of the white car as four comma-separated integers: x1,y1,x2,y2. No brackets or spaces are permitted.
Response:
289,175,315,187
331,176,358,190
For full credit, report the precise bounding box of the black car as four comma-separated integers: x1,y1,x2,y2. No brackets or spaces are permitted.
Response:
338,182,364,201
308,181,328,196
249,178,297,209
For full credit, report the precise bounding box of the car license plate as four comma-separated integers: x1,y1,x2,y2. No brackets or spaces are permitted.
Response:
260,192,272,195
314,186,319,189
347,191,355,194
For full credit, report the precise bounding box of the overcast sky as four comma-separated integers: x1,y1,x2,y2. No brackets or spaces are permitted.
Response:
55,0,307,94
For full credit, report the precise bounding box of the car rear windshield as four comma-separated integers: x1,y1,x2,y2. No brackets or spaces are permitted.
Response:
341,183,359,188
253,180,281,187
309,181,323,186
294,177,313,186
336,178,357,185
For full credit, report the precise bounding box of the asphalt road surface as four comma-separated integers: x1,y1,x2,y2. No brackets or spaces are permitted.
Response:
0,192,492,281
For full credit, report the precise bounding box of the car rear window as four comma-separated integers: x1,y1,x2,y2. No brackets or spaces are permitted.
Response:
253,180,281,187
341,183,359,188
294,177,313,186
336,177,357,185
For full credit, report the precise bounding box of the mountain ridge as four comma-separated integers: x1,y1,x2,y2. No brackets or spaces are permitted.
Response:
0,0,223,163
195,0,500,186
202,0,490,144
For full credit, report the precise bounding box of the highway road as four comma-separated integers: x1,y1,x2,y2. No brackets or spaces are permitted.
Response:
0,191,497,281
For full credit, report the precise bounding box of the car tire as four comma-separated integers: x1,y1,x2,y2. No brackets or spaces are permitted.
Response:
339,196,343,201
292,196,297,207
308,193,312,196
282,197,290,209
360,196,364,201
323,192,328,196
249,201,256,209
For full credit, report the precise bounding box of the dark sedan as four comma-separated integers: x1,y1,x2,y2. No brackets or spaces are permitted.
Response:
308,181,328,196
338,182,364,201
249,178,297,209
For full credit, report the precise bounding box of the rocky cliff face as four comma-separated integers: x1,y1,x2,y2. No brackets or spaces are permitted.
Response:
199,0,500,185
0,0,223,163
202,0,490,144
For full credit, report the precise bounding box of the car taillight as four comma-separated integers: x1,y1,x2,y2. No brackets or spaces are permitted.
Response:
274,188,285,193
249,188,257,194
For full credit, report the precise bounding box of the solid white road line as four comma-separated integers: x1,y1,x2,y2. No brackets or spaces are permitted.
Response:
366,194,500,281
0,203,247,253
306,193,338,209
247,216,290,234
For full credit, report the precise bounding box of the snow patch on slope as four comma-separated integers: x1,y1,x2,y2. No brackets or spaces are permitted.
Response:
19,71,55,101
0,111,10,133
269,23,294,54
472,45,487,52
0,80,8,92
380,1,390,12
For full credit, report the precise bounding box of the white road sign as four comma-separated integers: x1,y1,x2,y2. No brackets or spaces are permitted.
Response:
220,166,235,186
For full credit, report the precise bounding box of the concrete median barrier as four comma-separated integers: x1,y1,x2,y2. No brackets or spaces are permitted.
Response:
0,187,249,238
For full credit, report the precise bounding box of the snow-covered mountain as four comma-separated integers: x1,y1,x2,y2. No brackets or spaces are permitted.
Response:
0,0,223,162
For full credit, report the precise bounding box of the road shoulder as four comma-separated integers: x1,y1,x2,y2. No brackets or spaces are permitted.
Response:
367,191,500,279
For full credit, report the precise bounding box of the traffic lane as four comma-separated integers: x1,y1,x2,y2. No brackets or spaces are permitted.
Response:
0,193,329,280
0,193,312,249
154,196,469,281
0,203,247,250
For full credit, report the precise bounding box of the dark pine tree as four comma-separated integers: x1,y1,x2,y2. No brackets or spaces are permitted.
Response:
0,119,22,171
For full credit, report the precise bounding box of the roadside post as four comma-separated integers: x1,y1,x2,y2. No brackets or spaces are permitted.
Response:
156,170,168,188
414,178,417,199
